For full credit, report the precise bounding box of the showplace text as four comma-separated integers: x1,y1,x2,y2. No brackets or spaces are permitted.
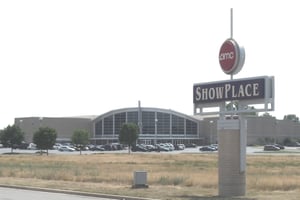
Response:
193,78,265,103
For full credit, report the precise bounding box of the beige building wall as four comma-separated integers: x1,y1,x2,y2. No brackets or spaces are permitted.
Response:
201,116,300,146
247,116,300,145
247,117,276,145
15,117,93,143
14,115,300,145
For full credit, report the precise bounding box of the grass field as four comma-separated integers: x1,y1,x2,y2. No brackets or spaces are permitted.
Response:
0,153,299,200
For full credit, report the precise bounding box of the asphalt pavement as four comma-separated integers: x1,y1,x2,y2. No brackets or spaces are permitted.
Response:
0,187,113,200
0,185,155,200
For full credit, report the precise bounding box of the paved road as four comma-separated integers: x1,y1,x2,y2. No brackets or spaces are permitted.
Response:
0,187,116,200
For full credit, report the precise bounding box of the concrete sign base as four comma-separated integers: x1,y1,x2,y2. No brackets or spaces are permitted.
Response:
218,119,246,197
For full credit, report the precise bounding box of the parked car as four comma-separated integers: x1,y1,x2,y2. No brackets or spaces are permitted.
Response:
58,146,75,152
174,144,185,150
210,144,218,150
145,144,157,151
111,143,123,150
27,143,37,150
285,142,300,147
199,146,217,151
89,145,105,151
274,144,285,149
17,142,29,149
186,143,197,148
155,144,171,152
131,144,148,152
53,143,63,150
264,145,280,151
103,144,113,151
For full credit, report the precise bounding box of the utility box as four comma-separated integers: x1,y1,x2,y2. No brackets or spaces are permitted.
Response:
133,171,148,188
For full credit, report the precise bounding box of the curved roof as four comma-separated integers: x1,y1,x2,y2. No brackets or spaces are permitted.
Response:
93,107,199,122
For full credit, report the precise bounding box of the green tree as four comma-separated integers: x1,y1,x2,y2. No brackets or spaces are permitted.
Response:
226,101,238,111
261,112,274,118
225,102,257,116
284,114,299,122
0,125,24,153
119,123,139,154
33,127,57,155
72,129,90,155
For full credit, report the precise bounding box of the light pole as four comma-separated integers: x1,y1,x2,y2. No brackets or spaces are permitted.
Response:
19,119,23,130
274,120,278,144
39,117,43,128
209,120,213,145
155,118,158,145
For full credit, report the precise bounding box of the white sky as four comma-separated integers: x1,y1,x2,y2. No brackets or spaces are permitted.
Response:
0,0,299,128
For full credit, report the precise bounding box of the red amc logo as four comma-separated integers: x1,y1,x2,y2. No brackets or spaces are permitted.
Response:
219,39,244,75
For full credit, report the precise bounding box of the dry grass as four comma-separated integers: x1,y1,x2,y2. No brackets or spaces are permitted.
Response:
0,153,299,199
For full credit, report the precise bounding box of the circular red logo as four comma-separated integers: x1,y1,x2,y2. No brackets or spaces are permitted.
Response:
219,39,241,75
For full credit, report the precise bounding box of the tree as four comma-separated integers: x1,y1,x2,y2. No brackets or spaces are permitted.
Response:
261,112,274,118
33,127,57,155
119,123,139,154
226,101,239,111
72,129,90,155
284,114,299,122
0,125,24,153
225,101,257,116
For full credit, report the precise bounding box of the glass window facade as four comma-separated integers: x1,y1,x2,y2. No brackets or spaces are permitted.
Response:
157,112,170,135
142,111,155,134
104,116,113,135
95,120,102,135
93,109,199,143
115,112,126,135
172,115,184,135
186,119,197,135
127,111,138,124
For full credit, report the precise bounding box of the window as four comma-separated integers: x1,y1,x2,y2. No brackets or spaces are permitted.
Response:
172,115,184,135
186,119,197,135
142,111,155,134
157,112,170,135
95,120,102,135
104,116,113,135
115,112,126,135
127,111,138,124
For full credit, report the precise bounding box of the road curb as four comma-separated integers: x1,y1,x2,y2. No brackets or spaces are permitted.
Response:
0,184,158,200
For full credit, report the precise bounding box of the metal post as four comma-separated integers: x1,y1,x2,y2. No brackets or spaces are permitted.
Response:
155,118,158,145
210,120,213,144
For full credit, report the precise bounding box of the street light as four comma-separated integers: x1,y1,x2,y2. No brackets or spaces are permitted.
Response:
209,120,214,145
39,117,43,128
155,118,158,145
19,119,23,129
274,120,278,144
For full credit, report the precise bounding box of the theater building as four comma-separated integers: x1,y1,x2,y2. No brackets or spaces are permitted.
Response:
14,106,300,146
15,106,204,145
92,107,202,145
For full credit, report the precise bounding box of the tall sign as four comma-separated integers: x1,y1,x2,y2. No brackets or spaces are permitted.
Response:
193,7,274,115
193,76,274,115
193,8,275,197
219,39,245,75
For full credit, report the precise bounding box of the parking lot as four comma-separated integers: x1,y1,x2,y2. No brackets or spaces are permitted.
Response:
1,146,299,155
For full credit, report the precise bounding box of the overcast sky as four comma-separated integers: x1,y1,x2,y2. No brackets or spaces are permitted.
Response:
0,0,299,128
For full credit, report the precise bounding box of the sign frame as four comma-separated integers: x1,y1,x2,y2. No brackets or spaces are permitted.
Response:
193,76,274,116
219,38,245,75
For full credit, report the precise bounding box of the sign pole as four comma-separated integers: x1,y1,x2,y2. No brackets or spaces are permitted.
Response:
230,8,233,39
193,7,274,197
218,8,246,197
230,8,233,80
